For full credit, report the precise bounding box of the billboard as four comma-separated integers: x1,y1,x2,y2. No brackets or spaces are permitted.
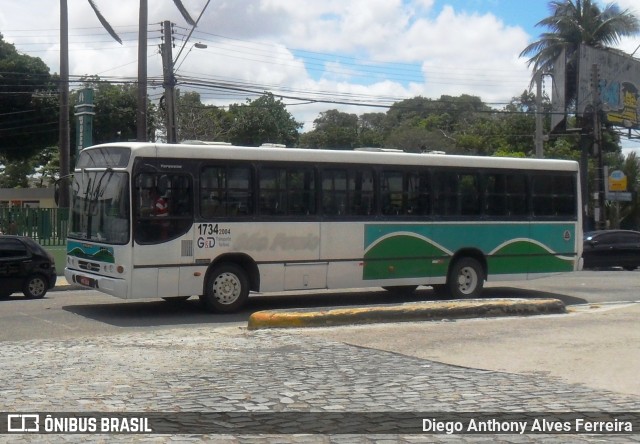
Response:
577,44,640,129
550,48,567,132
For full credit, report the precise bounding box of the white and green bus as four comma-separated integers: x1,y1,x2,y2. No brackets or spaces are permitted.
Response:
65,142,582,312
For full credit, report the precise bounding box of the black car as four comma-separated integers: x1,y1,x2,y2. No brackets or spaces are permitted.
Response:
582,230,640,270
0,235,57,298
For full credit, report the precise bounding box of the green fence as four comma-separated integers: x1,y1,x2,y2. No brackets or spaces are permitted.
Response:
0,207,69,247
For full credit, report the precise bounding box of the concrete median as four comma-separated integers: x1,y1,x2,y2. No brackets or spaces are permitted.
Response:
247,298,566,330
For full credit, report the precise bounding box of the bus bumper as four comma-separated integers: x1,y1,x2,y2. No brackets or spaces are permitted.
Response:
65,267,128,298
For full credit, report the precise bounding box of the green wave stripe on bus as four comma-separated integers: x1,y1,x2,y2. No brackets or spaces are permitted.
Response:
363,234,450,280
487,240,574,274
67,241,115,264
363,233,575,281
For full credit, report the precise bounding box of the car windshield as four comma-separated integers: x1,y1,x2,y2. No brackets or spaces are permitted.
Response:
68,170,130,244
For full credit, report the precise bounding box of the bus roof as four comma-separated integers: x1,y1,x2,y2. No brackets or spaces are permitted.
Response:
81,142,579,172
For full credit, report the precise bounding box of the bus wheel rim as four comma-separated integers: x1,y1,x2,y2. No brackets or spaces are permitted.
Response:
213,272,241,305
457,266,477,294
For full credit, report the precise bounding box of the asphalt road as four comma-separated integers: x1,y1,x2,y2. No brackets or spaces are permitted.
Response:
0,270,638,342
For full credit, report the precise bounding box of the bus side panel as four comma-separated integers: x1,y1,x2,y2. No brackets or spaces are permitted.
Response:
257,264,284,292
157,267,180,298
193,222,321,293
321,223,366,288
178,266,207,296
130,268,158,298
527,222,578,277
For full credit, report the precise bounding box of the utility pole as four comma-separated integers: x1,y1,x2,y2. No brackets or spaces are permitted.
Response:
137,0,148,141
58,0,70,208
161,20,177,144
592,64,606,230
534,70,544,158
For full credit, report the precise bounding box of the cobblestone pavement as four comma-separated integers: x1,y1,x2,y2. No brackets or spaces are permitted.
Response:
1,325,638,443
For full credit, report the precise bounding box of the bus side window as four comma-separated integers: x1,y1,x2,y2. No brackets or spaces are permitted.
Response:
532,174,575,217
433,171,458,216
322,169,347,216
381,171,403,215
406,171,430,215
348,169,374,216
485,174,507,216
459,174,480,216
288,168,316,216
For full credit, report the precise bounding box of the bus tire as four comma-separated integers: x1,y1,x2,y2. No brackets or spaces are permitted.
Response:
447,257,484,299
200,264,249,313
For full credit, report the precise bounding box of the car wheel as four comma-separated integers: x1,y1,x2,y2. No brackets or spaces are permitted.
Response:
622,266,637,271
200,264,249,313
23,274,49,299
447,257,484,299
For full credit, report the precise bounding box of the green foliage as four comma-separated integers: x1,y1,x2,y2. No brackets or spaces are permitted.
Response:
0,161,31,188
0,33,57,161
300,109,359,149
228,93,302,146
176,91,232,142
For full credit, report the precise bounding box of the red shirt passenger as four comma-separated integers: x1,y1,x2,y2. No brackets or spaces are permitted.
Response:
150,189,168,217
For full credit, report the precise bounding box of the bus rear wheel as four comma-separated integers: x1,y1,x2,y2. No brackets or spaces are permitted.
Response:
447,257,484,299
200,264,249,313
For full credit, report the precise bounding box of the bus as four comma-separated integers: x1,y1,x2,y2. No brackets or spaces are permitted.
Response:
64,142,582,313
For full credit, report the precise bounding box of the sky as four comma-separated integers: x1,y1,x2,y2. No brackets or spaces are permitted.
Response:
2,0,640,154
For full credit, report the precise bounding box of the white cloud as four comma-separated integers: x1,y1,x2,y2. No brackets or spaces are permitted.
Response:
9,0,629,134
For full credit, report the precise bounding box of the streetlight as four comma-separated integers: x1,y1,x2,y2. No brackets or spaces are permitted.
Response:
174,42,208,73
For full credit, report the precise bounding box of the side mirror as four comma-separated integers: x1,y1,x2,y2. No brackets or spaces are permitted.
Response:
54,174,74,207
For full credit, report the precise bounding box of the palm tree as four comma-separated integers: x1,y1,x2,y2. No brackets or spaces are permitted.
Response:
520,0,640,104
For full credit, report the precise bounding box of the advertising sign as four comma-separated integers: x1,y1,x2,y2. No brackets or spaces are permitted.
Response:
577,45,640,129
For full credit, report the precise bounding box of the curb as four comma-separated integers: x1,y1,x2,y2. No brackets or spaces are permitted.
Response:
51,277,82,292
247,298,566,330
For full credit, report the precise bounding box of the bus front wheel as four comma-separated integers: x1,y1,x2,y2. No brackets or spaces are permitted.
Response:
200,264,249,313
447,257,484,299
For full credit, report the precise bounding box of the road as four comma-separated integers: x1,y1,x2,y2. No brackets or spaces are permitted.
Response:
0,269,637,342
0,270,638,441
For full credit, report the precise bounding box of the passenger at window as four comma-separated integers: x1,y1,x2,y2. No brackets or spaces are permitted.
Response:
149,188,169,217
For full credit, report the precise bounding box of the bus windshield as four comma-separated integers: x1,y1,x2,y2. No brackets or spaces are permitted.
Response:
68,170,130,244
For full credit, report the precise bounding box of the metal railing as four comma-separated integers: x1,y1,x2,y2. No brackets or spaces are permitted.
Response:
0,207,69,246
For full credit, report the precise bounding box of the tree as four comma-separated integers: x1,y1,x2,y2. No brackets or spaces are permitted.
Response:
300,109,359,149
0,34,57,161
520,0,640,103
175,91,232,142
228,93,301,146
358,113,386,148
